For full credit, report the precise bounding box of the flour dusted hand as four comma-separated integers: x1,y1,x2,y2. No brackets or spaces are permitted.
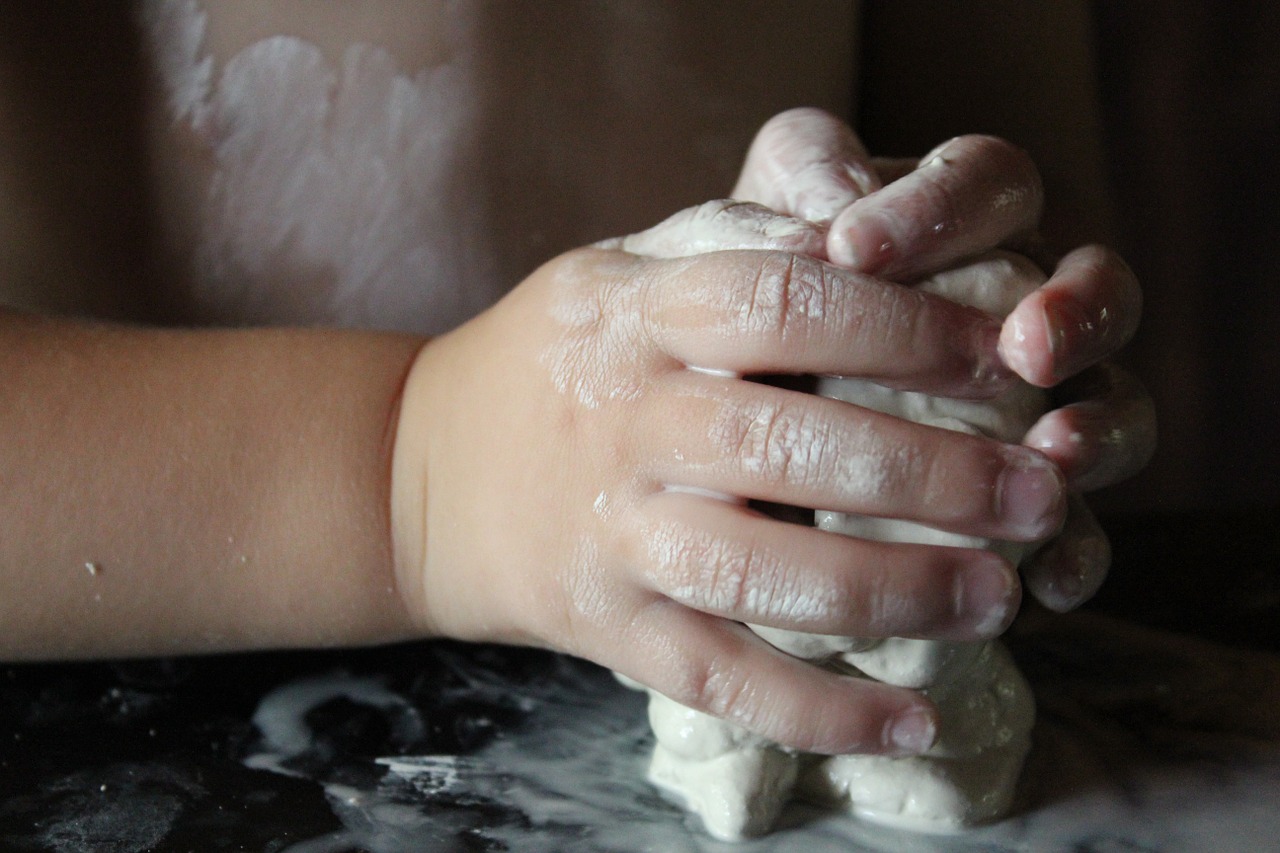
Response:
389,200,1065,756
637,251,1046,839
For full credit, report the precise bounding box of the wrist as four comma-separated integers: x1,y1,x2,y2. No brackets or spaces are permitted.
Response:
389,335,444,636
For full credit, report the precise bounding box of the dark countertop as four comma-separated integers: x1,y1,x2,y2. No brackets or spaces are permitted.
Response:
3,511,1278,852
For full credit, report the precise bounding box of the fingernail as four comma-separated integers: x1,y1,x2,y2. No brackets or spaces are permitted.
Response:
885,706,938,755
829,211,896,274
1038,535,1109,612
1046,557,1083,611
956,557,1020,638
996,311,1049,387
969,319,1014,395
996,449,1066,539
1044,296,1110,383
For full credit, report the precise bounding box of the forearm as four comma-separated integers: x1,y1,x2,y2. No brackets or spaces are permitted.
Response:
0,309,426,659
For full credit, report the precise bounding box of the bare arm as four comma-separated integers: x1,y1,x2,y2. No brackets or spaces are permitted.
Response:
0,309,425,659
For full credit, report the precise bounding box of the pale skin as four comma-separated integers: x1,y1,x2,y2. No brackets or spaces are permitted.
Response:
0,28,1154,756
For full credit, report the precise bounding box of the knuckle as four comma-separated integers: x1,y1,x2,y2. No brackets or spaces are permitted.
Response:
647,520,758,616
718,397,834,490
687,656,752,725
698,198,753,227
872,284,931,354
704,200,774,239
743,252,797,339
741,251,831,342
755,107,836,156
707,545,763,616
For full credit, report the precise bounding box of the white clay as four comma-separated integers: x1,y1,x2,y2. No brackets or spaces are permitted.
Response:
632,251,1046,840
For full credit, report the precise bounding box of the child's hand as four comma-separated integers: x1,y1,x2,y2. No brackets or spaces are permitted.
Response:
390,200,1067,756
733,108,1157,612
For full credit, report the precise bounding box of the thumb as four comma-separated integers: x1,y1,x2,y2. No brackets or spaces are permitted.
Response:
732,108,881,224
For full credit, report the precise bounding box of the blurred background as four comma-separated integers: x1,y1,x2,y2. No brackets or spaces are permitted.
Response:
854,1,1280,643
857,0,1280,519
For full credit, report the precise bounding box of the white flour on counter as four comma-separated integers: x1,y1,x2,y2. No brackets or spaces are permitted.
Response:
236,619,1280,853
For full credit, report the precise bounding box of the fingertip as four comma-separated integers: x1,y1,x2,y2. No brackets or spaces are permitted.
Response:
1025,532,1110,613
1006,245,1143,386
883,700,940,756
827,208,897,275
803,678,940,756
1023,406,1105,487
735,108,880,223
959,551,1022,639
1023,374,1157,492
998,301,1055,388
996,446,1068,541
968,317,1017,398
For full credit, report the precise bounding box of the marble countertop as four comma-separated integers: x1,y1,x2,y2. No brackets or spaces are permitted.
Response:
3,512,1278,853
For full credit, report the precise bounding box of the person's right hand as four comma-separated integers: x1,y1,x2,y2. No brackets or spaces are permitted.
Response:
388,200,1066,757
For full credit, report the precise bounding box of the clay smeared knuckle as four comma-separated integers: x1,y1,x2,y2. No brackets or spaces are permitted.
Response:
706,542,771,616
715,397,836,491
689,658,759,728
871,284,932,358
742,252,798,340
622,203,762,258
702,198,760,227
646,518,764,617
745,109,823,180
688,200,774,246
739,252,833,343
657,640,740,722
757,107,836,150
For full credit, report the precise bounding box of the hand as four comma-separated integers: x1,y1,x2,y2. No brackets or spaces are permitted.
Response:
390,200,1069,756
733,108,1156,612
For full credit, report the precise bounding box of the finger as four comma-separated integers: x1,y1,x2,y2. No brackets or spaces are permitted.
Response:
638,249,1013,398
627,490,1019,641
998,244,1143,387
641,372,1067,543
610,596,939,755
827,135,1044,280
1021,494,1110,612
1022,363,1157,491
733,108,881,223
611,199,827,259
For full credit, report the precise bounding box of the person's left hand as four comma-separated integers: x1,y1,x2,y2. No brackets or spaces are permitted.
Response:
733,108,1157,613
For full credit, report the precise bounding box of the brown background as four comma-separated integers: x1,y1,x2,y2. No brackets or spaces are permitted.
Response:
857,1,1280,519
